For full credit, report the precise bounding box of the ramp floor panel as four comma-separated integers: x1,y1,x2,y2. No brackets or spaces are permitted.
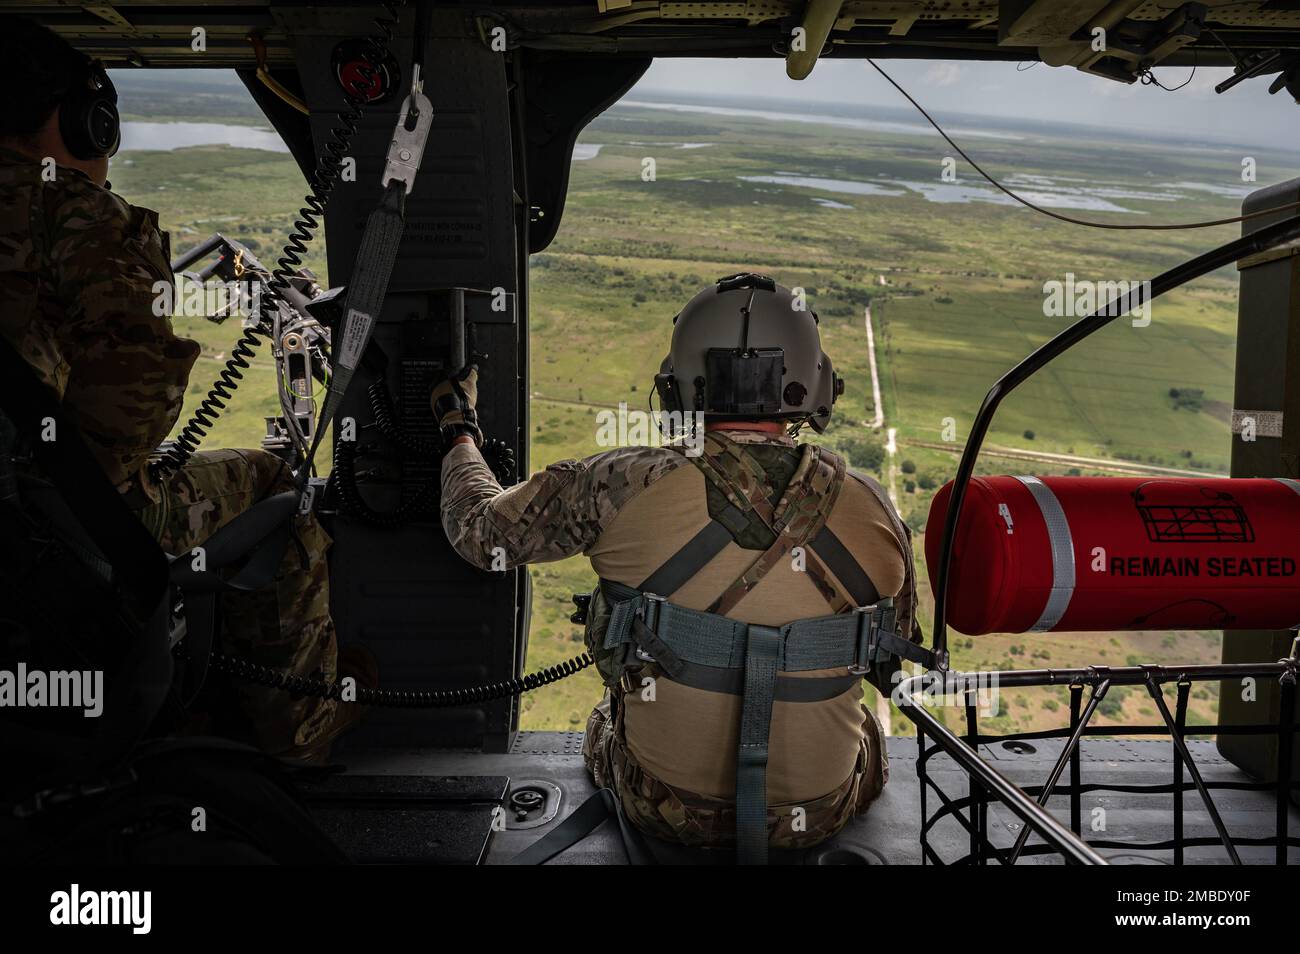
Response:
297,774,509,864
325,733,1299,864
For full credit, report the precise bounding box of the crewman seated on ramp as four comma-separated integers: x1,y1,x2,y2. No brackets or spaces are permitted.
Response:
434,273,927,862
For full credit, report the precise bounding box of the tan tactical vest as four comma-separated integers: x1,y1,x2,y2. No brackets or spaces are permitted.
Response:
578,431,920,859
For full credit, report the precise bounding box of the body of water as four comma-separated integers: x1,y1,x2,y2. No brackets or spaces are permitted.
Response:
741,173,904,198
119,122,288,153
741,172,1154,213
619,99,1025,141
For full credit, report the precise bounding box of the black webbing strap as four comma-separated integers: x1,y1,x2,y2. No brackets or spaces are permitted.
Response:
873,627,935,668
637,518,735,597
638,437,777,599
627,616,858,701
20,479,115,583
299,180,408,486
809,524,880,607
510,788,658,865
173,491,300,573
736,624,782,866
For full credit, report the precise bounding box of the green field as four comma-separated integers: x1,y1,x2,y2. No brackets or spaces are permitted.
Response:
107,83,1296,737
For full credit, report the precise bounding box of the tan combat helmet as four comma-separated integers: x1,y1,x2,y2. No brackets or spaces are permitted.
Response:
654,272,843,432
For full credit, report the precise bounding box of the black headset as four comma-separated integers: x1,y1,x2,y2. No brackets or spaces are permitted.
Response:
58,58,120,160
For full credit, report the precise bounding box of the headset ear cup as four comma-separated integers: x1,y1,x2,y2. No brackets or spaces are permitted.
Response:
653,371,682,415
58,62,120,160
92,99,121,157
827,357,843,407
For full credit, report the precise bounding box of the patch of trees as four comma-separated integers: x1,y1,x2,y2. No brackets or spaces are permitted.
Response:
1169,387,1204,412
840,435,886,473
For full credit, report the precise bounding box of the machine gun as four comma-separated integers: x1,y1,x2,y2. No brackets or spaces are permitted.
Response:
170,233,336,467
171,232,517,522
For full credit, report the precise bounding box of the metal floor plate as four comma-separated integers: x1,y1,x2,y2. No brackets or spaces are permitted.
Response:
329,732,1300,865
296,774,509,864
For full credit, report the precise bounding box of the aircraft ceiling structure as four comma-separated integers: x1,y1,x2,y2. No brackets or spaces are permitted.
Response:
5,0,1300,88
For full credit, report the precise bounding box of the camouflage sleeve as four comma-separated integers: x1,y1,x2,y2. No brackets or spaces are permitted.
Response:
848,469,920,644
42,174,200,487
894,519,922,645
440,442,685,571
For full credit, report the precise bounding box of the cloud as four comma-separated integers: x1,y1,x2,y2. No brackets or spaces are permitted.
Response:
923,62,965,88
638,57,1299,151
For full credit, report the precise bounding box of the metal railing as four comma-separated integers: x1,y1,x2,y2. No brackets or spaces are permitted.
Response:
895,656,1299,865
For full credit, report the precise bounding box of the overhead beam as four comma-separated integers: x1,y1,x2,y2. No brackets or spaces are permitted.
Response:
7,1,1294,68
997,0,1113,46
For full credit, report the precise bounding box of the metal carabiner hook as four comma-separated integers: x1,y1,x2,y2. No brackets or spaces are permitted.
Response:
381,3,434,196
381,83,433,195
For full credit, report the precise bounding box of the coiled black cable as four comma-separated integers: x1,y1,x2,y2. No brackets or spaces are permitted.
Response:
200,645,594,708
330,441,517,530
330,438,517,528
368,380,438,457
152,1,404,480
329,381,520,528
330,439,439,527
480,438,518,484
368,381,518,482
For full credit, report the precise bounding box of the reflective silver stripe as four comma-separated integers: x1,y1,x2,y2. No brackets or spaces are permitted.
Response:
1014,476,1076,632
1274,478,1300,496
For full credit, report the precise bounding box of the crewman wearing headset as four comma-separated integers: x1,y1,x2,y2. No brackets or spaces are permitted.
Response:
434,273,929,862
0,16,368,762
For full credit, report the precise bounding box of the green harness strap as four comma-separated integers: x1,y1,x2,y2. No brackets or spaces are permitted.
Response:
620,434,911,863
736,623,782,865
600,586,923,863
672,437,847,863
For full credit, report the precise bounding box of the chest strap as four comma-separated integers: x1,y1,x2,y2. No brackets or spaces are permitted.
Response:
657,437,874,615
601,578,932,864
707,443,845,616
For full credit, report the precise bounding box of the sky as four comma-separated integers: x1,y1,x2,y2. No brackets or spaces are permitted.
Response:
634,57,1300,152
128,53,1299,154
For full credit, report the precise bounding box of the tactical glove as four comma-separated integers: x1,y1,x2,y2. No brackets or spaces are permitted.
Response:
430,365,483,447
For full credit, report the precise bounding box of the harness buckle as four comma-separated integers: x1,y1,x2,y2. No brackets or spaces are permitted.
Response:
570,592,591,625
849,605,879,675
612,640,647,670
634,593,666,663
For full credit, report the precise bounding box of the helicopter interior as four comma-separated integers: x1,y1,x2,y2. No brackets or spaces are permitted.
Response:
5,0,1300,866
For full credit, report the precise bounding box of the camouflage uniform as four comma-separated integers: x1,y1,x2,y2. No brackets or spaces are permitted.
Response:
0,148,337,755
442,428,917,850
138,449,340,754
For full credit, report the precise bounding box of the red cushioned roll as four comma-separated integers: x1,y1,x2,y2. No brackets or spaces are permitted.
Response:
925,476,1300,635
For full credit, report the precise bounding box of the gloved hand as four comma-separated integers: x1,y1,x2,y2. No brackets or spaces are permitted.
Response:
430,365,483,447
